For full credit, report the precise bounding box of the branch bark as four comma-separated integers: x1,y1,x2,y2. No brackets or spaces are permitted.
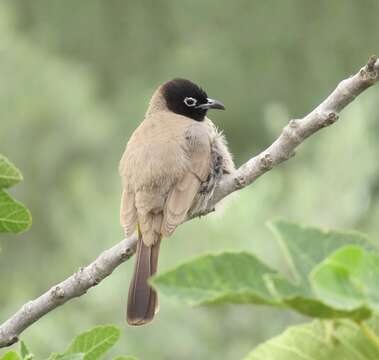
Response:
1,56,378,348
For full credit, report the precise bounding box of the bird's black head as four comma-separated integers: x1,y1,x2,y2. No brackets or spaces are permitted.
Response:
161,78,225,122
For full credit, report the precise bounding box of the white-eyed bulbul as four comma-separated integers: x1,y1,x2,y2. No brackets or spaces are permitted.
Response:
119,78,234,325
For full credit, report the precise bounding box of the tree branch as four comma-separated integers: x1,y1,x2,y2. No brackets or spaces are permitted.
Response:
0,234,137,347
1,56,378,348
208,55,379,207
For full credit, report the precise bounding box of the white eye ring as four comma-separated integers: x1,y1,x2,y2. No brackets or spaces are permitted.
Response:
184,97,197,107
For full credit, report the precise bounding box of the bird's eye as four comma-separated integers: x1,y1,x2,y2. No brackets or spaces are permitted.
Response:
184,97,197,107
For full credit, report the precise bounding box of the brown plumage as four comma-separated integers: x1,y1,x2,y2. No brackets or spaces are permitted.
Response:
119,78,234,325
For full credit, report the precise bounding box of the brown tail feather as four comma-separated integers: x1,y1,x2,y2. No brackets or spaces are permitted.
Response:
127,231,161,325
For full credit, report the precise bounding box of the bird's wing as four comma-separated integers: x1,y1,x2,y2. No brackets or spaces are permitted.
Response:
120,189,138,237
119,113,191,241
162,124,211,236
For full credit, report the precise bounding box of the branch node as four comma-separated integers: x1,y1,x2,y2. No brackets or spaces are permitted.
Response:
259,153,273,170
360,56,378,83
234,174,246,189
51,285,65,299
324,111,339,126
22,301,33,314
74,267,85,283
283,121,302,144
5,335,18,346
367,55,378,72
120,245,135,261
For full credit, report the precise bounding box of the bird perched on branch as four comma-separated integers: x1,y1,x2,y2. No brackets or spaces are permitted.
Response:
119,78,235,325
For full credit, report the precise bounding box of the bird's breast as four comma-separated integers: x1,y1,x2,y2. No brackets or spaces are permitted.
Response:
121,121,193,192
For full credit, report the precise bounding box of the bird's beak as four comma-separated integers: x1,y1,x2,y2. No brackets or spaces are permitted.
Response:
196,98,226,110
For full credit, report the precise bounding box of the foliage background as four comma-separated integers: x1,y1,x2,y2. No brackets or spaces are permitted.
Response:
1,1,379,359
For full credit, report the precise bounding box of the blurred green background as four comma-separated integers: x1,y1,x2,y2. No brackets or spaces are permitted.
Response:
1,0,379,359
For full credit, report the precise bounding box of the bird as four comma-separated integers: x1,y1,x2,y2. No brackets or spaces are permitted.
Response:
119,78,235,325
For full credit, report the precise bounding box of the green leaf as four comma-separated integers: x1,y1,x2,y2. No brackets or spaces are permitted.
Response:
268,219,375,285
311,245,379,315
266,274,370,320
152,251,281,306
0,189,32,233
62,325,120,360
20,341,33,360
0,155,23,189
267,219,375,320
152,219,377,320
0,351,21,360
243,317,379,360
113,357,138,360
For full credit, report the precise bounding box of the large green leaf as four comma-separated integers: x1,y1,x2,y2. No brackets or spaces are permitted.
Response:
0,189,32,233
61,325,120,360
152,251,280,306
311,245,379,315
152,220,377,320
267,220,375,319
244,317,379,360
0,155,23,189
269,220,375,285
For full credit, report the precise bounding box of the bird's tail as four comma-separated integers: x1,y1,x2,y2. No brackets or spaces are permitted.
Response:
127,228,161,326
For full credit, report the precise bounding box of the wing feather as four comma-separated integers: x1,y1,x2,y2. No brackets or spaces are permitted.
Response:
120,189,137,236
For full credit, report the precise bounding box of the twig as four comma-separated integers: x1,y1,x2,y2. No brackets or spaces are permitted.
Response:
1,56,378,348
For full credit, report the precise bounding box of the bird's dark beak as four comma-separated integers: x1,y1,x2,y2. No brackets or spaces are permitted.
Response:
196,98,225,110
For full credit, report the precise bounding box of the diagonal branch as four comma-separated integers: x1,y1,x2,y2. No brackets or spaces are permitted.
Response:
208,55,379,208
1,56,378,348
0,235,138,347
